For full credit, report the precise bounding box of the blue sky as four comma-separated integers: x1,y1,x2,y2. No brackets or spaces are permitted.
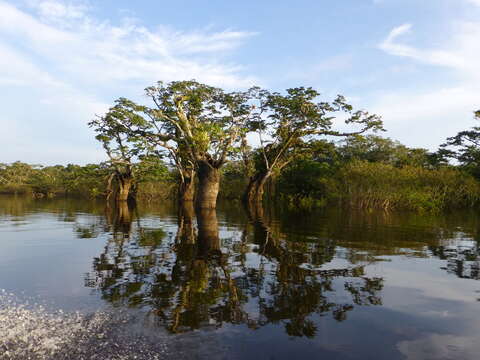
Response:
1,0,480,165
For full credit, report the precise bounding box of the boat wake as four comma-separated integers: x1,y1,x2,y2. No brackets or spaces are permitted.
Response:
0,289,168,360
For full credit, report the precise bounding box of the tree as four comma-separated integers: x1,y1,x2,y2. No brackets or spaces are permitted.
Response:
441,110,480,178
89,103,147,202
147,81,255,208
338,135,436,168
29,165,65,197
243,87,384,204
0,161,37,194
142,80,253,208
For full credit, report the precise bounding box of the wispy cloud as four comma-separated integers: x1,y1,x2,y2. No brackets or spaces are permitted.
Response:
379,23,466,69
0,0,257,164
373,14,480,150
33,0,88,20
0,0,257,88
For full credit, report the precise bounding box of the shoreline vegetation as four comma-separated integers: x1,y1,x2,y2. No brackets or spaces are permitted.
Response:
2,151,479,213
1,81,479,213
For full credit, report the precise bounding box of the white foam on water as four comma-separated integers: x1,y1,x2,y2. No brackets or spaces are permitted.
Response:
0,289,168,360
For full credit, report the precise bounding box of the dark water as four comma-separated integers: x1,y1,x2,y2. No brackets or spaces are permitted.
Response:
1,195,480,359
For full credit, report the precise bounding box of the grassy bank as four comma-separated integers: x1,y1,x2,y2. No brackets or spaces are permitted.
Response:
3,158,480,213
330,161,480,212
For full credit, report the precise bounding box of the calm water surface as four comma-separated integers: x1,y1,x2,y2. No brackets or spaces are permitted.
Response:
1,195,480,359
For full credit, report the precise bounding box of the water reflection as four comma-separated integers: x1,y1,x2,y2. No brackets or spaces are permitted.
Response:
86,203,385,336
429,240,480,280
4,196,480,358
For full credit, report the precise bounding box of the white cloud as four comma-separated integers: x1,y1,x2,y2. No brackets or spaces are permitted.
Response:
379,23,465,69
34,0,88,20
374,19,480,150
0,0,257,164
0,0,257,88
371,87,478,149
466,0,480,6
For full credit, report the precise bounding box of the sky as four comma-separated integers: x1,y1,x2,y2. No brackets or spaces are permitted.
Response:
1,0,480,165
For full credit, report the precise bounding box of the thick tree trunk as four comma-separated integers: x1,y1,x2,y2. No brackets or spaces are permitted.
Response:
196,161,220,209
178,175,195,203
196,207,221,257
244,172,270,205
116,175,133,202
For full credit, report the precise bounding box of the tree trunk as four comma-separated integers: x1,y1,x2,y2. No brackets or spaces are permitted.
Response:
196,207,221,258
106,173,115,202
178,175,195,203
244,172,270,205
196,161,220,209
116,175,133,202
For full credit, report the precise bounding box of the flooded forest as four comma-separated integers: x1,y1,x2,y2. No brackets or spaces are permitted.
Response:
2,81,480,359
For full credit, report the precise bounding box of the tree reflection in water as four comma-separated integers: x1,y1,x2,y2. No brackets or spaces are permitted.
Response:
85,202,384,337
429,240,480,280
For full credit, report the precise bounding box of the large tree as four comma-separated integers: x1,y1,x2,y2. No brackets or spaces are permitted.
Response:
142,80,252,208
243,87,384,204
100,97,197,203
89,103,147,202
100,81,253,208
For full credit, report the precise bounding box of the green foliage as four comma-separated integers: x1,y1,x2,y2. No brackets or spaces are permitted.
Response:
278,159,333,201
0,161,175,200
28,165,65,196
338,135,437,168
331,160,480,212
0,161,37,194
219,161,248,199
441,109,480,178
242,86,384,203
143,80,253,167
135,156,172,183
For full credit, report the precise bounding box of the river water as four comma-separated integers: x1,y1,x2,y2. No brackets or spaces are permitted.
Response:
1,195,480,359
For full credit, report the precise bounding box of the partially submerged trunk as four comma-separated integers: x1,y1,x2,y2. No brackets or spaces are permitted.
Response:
196,161,220,209
106,173,115,202
178,174,195,203
243,171,271,205
116,174,133,202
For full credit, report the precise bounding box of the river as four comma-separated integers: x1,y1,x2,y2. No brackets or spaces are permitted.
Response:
1,195,480,359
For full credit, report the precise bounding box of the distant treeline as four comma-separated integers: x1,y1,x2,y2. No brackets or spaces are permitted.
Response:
3,132,480,212
0,158,175,201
